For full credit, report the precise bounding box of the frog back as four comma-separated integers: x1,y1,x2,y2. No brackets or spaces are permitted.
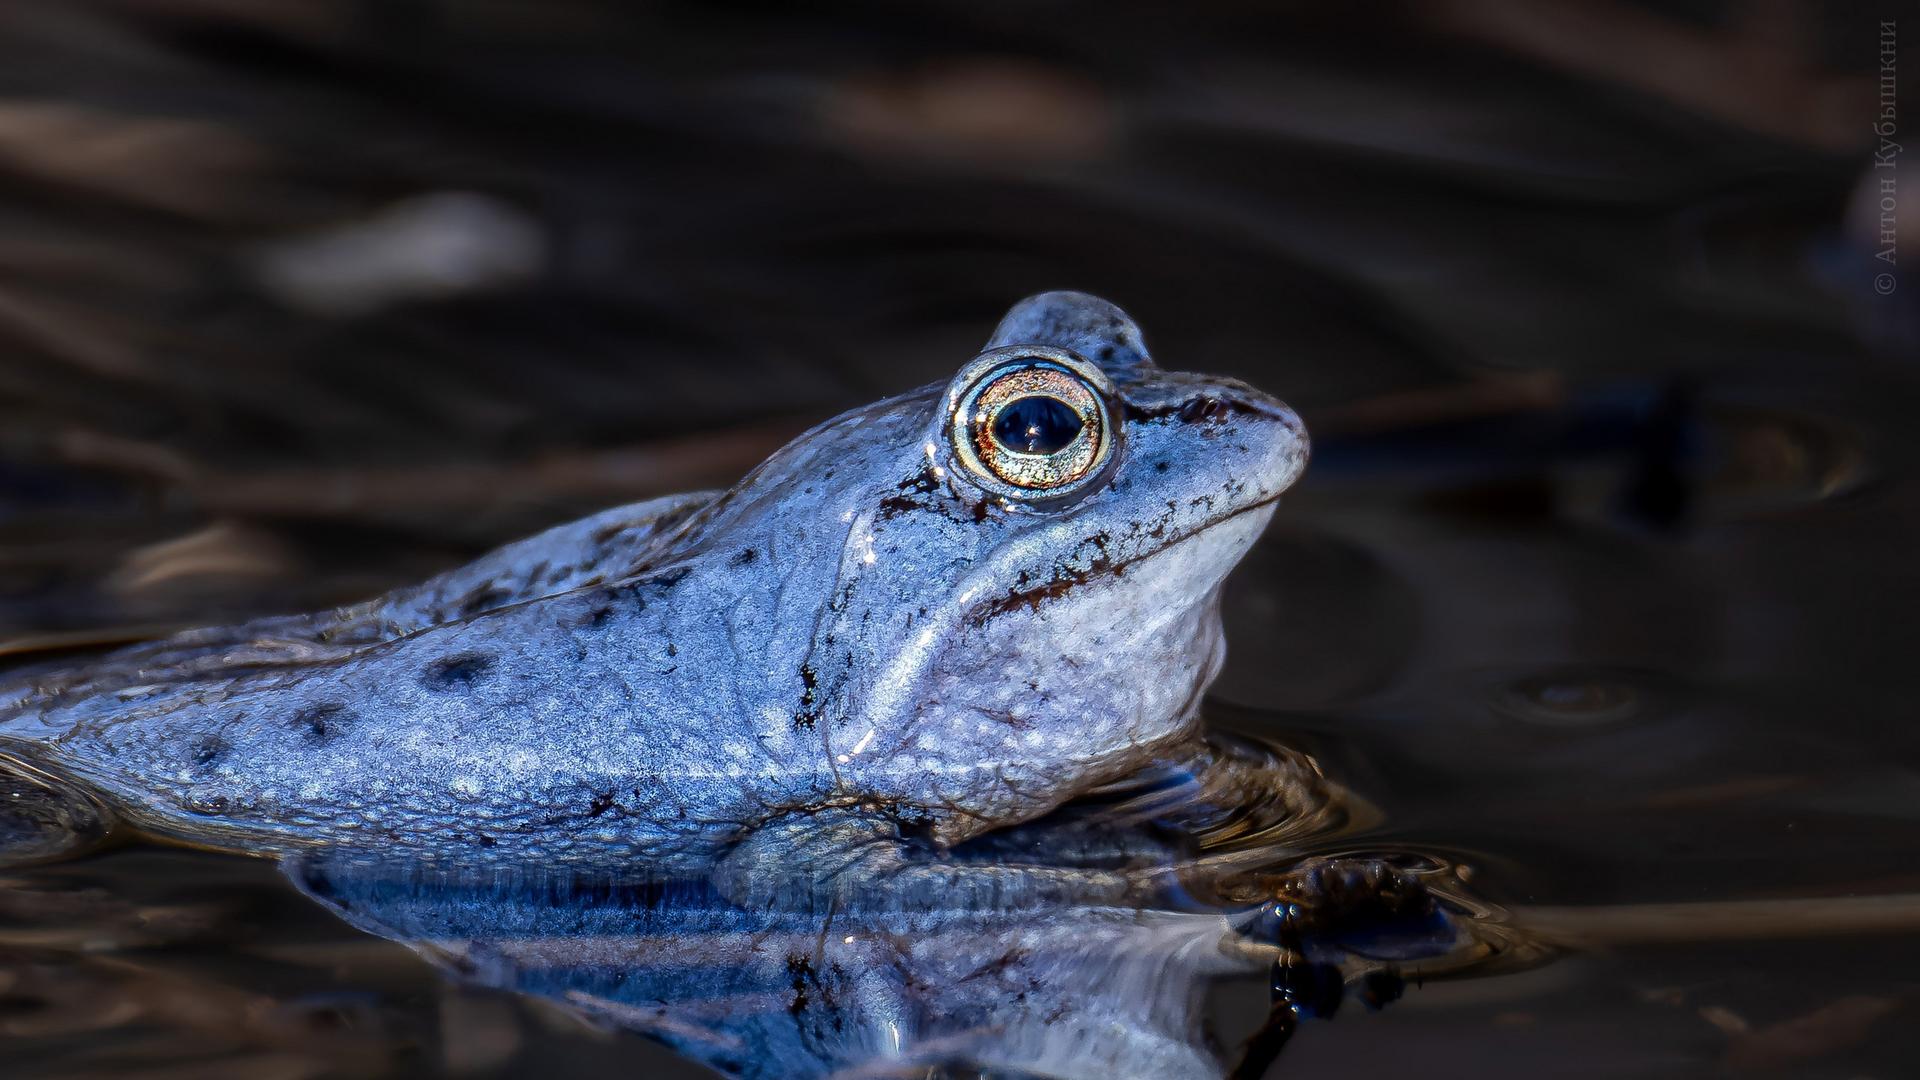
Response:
1,492,716,717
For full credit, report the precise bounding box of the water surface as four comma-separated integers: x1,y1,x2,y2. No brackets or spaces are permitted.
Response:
1,3,1915,1077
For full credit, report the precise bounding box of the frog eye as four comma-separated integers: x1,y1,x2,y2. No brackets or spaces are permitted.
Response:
948,348,1118,501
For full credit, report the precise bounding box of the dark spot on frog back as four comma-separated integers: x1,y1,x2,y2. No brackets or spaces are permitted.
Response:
601,567,692,613
794,662,820,730
424,653,494,691
294,703,351,739
189,734,228,766
786,953,817,1014
455,584,510,620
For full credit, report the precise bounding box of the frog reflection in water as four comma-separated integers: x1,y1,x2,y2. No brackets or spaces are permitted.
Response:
1,291,1311,884
291,790,1498,1080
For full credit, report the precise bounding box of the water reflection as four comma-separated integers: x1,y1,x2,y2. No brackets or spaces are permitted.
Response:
0,735,1524,1079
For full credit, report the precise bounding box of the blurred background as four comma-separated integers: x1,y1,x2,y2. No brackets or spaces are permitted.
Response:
1,2,1917,1078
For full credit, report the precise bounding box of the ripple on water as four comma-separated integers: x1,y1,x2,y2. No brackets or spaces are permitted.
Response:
0,757,113,869
1491,671,1645,727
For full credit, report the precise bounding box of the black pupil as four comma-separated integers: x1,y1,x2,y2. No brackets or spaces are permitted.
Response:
992,395,1083,455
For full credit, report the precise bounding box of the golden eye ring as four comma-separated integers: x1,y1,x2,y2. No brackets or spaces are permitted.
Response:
947,346,1119,502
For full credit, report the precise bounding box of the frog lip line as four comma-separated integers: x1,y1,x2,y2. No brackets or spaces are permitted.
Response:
965,490,1284,624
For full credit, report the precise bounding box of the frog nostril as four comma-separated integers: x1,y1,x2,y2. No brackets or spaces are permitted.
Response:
1179,397,1231,424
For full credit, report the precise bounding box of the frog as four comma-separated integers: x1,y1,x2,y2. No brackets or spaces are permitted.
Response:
0,291,1311,886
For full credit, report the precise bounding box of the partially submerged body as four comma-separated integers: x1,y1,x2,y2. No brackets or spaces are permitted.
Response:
0,292,1310,877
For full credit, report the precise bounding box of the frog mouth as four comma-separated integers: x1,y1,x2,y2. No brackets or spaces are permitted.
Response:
966,492,1283,626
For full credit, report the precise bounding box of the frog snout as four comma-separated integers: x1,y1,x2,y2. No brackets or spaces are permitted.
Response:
1166,380,1309,500
1259,398,1310,498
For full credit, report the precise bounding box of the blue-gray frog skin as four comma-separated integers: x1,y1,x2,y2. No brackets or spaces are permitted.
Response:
0,292,1308,871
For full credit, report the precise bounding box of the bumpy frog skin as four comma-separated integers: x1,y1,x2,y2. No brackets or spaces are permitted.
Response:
0,293,1307,872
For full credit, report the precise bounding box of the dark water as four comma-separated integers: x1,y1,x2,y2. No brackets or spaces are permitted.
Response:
2,3,1917,1077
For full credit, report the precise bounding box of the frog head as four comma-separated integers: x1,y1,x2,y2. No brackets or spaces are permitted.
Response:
686,292,1307,842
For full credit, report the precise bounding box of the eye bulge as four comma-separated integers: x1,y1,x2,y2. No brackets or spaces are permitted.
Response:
947,347,1119,501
